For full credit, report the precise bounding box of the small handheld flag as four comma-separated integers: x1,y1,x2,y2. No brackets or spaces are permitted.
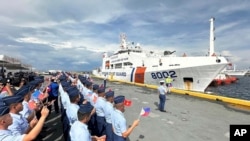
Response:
138,107,150,119
38,93,46,100
124,99,132,107
28,100,37,110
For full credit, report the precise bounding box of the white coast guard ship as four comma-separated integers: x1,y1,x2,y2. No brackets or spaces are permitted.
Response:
93,18,229,92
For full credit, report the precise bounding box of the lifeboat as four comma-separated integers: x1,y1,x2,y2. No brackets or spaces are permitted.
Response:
209,73,237,87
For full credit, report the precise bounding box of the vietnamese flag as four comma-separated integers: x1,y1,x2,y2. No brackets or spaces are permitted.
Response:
124,99,132,107
28,100,37,110
38,93,46,100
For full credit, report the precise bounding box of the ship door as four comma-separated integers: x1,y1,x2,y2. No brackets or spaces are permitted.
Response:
134,67,146,83
183,77,193,90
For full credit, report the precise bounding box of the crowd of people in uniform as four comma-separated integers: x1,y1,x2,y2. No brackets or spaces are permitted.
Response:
0,74,50,141
0,71,140,141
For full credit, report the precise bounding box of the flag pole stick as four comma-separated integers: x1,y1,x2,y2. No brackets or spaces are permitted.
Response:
138,114,141,120
138,108,142,119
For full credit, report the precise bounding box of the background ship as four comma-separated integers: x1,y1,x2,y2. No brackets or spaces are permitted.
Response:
222,64,248,77
93,18,229,92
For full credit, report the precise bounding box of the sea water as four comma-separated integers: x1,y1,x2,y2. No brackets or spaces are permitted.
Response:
206,76,250,100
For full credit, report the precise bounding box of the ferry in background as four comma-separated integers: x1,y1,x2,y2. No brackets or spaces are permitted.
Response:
222,64,248,77
93,18,229,92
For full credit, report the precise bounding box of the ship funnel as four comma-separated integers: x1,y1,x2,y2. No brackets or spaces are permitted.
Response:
209,17,215,56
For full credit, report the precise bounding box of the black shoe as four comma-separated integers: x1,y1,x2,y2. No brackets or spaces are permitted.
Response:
160,110,167,112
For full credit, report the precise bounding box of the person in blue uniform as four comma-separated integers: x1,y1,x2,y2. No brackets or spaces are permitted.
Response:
104,90,115,141
94,87,107,136
111,95,140,141
69,103,105,141
0,100,49,141
157,80,167,112
48,77,59,114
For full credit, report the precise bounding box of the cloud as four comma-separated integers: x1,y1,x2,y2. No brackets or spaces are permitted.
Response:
0,0,249,71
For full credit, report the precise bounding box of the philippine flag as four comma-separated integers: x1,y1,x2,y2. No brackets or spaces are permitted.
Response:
140,107,150,117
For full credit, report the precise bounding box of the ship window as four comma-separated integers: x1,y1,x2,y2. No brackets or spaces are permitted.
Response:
115,63,122,69
105,61,110,69
123,62,133,66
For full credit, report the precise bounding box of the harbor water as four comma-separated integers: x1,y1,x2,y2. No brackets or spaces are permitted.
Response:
206,76,250,100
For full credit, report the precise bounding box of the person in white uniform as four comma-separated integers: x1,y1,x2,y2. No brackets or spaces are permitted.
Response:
111,95,140,141
2,95,37,135
70,102,105,141
65,87,80,125
0,101,49,141
104,90,115,141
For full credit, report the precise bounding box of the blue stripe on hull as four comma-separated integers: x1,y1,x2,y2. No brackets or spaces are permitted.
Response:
130,68,135,82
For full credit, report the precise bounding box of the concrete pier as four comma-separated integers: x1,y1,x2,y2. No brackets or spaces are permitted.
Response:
43,77,250,141
94,78,249,141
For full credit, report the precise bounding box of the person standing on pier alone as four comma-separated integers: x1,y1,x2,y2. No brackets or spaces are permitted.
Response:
158,80,167,112
165,76,172,93
103,74,107,89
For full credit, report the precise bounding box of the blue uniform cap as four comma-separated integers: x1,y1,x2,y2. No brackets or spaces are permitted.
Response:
16,84,35,95
34,76,44,82
79,78,87,84
0,106,9,116
67,88,80,98
105,91,114,98
58,76,66,81
2,95,24,106
61,81,71,88
114,95,125,104
0,99,6,106
28,80,40,86
85,81,92,87
97,87,105,93
14,85,31,97
65,86,76,93
39,79,44,83
79,102,93,114
92,84,99,91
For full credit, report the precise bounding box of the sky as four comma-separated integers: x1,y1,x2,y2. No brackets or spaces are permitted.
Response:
0,0,249,71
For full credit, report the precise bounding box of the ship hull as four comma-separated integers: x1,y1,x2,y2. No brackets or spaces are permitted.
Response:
93,59,227,92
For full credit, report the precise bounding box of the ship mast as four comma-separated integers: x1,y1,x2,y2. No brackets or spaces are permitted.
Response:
209,17,215,56
120,33,127,50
